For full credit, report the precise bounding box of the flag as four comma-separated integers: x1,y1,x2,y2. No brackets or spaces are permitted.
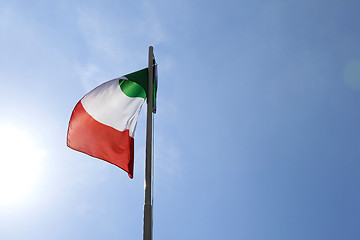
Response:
67,68,149,178
153,62,158,113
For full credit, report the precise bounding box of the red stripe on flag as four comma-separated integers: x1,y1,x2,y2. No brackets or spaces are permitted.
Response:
67,101,134,178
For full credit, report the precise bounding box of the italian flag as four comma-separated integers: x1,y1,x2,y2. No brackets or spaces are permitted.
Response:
67,68,149,178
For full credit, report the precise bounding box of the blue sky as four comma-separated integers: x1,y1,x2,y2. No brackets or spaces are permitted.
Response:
0,0,360,239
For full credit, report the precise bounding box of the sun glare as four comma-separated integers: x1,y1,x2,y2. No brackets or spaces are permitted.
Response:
0,125,45,206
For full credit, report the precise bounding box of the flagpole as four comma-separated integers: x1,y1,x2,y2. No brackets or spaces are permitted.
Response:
143,46,154,240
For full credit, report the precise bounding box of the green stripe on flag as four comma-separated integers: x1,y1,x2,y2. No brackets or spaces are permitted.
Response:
123,67,157,113
119,79,147,99
124,68,148,94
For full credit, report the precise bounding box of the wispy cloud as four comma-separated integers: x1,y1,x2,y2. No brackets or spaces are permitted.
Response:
75,3,167,78
76,63,101,92
154,134,183,184
140,0,168,45
76,7,120,61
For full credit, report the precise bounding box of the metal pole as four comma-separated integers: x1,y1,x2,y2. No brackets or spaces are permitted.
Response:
143,46,153,240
